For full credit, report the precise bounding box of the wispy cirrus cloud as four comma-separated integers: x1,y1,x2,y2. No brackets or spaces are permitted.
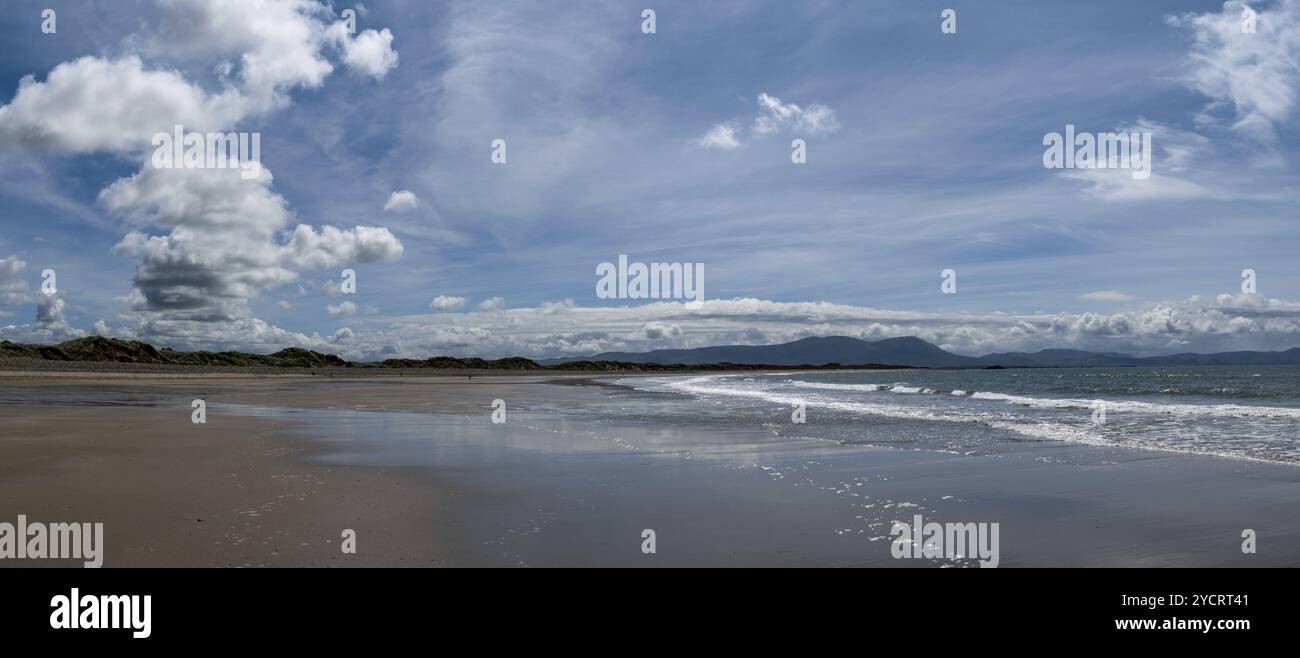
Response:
1169,0,1300,143
752,93,840,136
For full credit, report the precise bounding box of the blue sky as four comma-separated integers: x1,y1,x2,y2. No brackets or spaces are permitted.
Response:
1,0,1299,359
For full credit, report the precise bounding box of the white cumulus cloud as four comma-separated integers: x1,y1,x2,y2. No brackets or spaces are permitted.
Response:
327,300,357,316
478,296,505,311
430,295,466,311
696,92,840,150
0,256,29,305
383,190,418,212
328,24,400,79
696,123,741,150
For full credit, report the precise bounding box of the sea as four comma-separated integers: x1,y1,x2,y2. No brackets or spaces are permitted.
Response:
619,365,1300,465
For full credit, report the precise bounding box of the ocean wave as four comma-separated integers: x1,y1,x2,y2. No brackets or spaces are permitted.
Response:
784,380,890,392
637,375,1300,465
664,376,1101,445
783,377,1300,419
970,391,1300,419
786,380,938,394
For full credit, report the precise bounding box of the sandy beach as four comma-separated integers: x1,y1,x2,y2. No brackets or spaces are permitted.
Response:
1,371,1297,567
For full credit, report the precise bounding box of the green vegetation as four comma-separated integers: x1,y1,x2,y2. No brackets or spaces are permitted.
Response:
0,336,909,372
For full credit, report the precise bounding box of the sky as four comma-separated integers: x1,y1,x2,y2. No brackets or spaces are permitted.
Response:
1,0,1299,360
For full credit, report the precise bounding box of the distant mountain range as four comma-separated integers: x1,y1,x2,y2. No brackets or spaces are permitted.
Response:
0,336,904,372
5,335,1300,372
541,335,1300,368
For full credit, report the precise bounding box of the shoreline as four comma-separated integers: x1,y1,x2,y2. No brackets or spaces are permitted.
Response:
1,373,1297,567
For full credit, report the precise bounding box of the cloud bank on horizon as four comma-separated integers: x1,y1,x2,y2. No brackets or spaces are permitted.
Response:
1,0,1299,360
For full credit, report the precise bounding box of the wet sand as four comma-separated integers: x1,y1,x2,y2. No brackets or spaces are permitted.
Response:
1,373,1298,567
0,403,452,567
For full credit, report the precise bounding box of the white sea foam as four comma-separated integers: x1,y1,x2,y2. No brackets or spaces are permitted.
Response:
782,377,1300,420
784,380,939,394
634,374,1300,465
889,385,924,393
784,380,889,392
970,391,1300,419
661,376,1102,446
